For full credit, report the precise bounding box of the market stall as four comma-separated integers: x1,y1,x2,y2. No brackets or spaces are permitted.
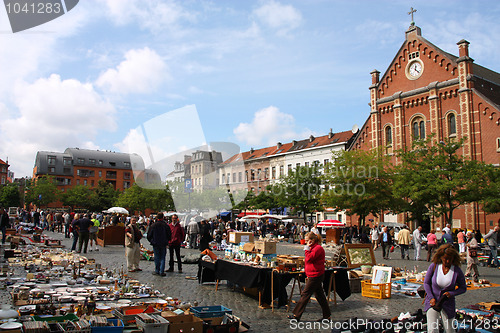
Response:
96,225,125,247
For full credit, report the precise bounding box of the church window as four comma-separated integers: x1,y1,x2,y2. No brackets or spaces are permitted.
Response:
412,117,425,140
448,114,456,136
385,126,392,145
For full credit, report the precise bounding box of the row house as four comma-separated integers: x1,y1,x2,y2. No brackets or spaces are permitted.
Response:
219,130,355,196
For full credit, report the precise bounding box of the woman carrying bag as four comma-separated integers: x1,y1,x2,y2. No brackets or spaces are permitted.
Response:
423,244,466,333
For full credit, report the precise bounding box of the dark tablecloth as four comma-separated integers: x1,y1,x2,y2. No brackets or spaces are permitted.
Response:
197,260,351,308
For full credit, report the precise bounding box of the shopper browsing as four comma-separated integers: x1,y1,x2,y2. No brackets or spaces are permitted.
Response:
288,232,331,322
423,244,466,333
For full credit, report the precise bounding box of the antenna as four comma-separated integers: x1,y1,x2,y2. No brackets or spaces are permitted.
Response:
351,124,359,134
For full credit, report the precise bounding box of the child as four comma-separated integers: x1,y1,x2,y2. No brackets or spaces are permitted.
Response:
288,232,331,322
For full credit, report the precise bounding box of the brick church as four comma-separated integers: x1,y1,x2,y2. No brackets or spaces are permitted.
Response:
350,21,500,233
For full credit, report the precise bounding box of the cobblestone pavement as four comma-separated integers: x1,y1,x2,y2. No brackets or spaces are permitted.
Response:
5,232,500,332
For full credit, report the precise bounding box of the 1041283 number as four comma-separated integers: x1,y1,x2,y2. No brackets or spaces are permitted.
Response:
457,318,500,330
5,2,62,14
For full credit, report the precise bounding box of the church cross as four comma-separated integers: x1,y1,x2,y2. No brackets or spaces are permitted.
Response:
408,7,417,25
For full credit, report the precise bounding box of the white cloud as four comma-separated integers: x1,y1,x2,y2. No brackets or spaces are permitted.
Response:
233,106,313,147
96,47,168,95
253,1,303,36
103,0,195,34
0,74,116,176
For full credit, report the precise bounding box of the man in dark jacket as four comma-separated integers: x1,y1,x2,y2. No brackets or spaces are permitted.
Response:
75,214,93,254
1,208,11,244
147,213,172,276
168,214,185,273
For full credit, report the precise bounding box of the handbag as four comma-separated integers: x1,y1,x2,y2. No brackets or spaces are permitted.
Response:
390,245,395,253
469,248,478,257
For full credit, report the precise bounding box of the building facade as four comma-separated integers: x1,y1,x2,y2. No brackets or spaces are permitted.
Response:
0,159,9,185
350,24,500,232
33,148,160,194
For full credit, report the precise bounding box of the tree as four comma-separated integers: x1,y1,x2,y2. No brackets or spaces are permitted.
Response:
60,185,96,211
478,165,500,214
274,164,323,223
115,183,175,213
90,180,119,212
0,183,21,207
393,137,486,226
322,149,397,226
25,176,59,208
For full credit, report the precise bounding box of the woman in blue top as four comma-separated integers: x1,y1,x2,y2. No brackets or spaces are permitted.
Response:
423,244,466,333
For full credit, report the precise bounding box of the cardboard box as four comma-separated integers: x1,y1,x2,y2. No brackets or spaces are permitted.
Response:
242,242,255,253
228,232,254,244
161,311,203,333
254,240,276,254
201,315,239,333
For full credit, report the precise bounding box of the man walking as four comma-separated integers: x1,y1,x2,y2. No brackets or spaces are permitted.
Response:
380,227,392,260
168,214,185,273
412,226,424,261
0,208,10,245
187,218,199,249
397,225,411,260
484,226,499,268
147,213,171,276
125,217,142,272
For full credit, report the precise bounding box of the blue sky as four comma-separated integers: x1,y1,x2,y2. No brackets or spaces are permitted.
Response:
1,0,499,178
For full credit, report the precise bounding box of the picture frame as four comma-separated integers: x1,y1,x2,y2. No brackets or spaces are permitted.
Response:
371,266,392,284
344,244,376,268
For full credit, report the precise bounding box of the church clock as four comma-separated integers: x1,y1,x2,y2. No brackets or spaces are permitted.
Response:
406,59,424,80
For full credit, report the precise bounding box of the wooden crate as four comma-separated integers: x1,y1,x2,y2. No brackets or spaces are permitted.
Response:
361,280,391,299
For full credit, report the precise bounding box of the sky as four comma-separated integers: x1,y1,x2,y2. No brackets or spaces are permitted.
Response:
1,0,499,179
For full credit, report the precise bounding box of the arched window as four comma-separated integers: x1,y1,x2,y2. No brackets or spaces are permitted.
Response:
412,117,425,140
385,126,392,145
448,113,456,136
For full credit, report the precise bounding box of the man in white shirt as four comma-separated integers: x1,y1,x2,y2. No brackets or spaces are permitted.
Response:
413,226,424,261
442,224,451,235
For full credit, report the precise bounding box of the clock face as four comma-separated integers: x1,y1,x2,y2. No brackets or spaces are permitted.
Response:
409,61,423,78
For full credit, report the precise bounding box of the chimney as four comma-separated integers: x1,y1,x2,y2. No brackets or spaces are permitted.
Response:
292,140,297,146
328,128,333,139
250,148,254,154
371,69,380,85
277,142,282,149
457,39,470,58
309,135,315,143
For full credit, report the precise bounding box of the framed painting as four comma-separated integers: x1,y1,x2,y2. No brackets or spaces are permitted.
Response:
344,244,376,268
371,266,392,284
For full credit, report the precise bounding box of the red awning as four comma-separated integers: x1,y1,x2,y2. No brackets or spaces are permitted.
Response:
317,219,346,228
237,212,265,218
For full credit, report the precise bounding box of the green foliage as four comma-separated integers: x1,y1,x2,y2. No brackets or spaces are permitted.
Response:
0,183,21,207
90,180,119,212
393,137,486,224
25,176,59,208
60,185,96,210
322,149,396,225
272,164,323,222
115,183,175,214
479,165,500,214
